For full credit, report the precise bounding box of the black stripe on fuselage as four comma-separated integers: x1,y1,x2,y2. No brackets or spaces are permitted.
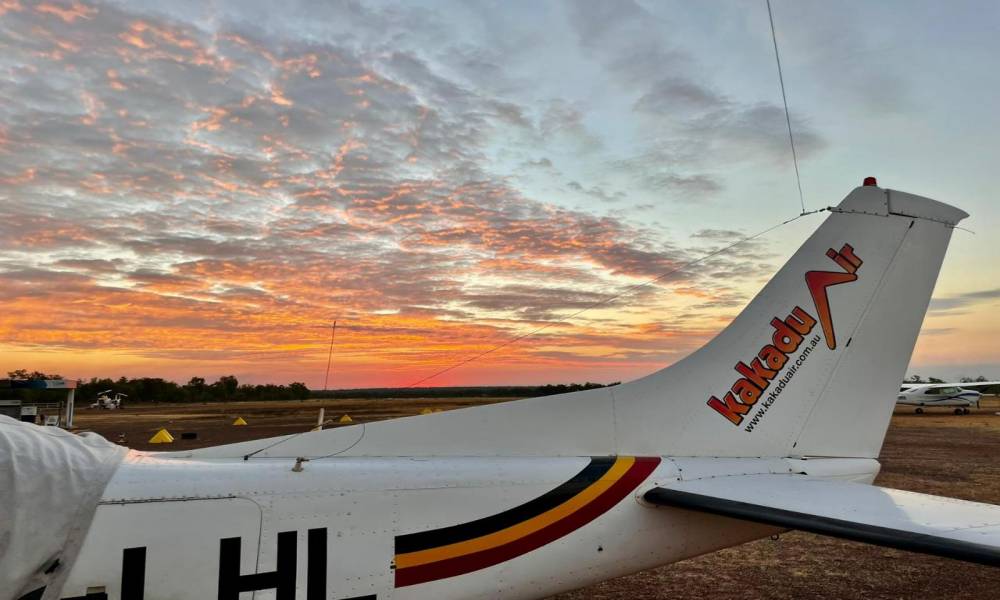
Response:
395,456,616,554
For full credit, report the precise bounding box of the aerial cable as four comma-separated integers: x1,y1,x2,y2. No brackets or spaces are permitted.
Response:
328,3,817,392
399,4,817,388
323,320,337,391
766,0,806,215
401,210,824,389
244,6,831,458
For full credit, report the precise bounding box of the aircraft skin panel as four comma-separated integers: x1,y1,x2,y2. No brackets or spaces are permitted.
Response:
896,393,978,407
160,385,619,461
644,474,1000,567
616,209,909,458
790,211,952,456
896,385,988,408
52,455,877,600
61,497,263,600
392,456,660,587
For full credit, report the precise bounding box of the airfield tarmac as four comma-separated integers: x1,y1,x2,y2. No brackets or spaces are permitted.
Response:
74,397,1000,599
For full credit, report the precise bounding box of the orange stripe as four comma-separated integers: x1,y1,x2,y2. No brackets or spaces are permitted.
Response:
395,456,635,568
395,457,662,587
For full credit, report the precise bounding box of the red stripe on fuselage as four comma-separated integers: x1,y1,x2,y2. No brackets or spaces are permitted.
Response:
395,457,661,587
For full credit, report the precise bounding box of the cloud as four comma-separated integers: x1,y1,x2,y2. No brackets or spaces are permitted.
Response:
929,288,1000,314
567,180,625,203
538,99,601,151
691,229,744,241
633,78,727,116
764,1,914,116
919,327,956,336
0,0,789,385
520,157,553,170
681,104,825,164
642,174,722,198
563,0,825,198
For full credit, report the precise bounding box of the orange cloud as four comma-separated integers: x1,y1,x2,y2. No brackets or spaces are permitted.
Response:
35,0,95,23
105,68,126,90
0,0,23,17
0,167,35,185
269,85,294,107
0,0,781,388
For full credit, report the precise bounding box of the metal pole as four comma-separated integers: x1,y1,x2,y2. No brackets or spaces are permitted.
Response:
66,388,75,428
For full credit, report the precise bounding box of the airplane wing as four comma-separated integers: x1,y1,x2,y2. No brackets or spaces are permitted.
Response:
643,475,1000,567
956,380,1000,388
916,381,1000,390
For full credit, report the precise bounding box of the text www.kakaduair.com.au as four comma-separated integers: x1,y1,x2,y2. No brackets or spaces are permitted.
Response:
743,334,822,433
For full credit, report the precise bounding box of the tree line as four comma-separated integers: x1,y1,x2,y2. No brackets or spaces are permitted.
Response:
5,370,309,403
6,371,617,403
9,368,999,403
309,382,619,399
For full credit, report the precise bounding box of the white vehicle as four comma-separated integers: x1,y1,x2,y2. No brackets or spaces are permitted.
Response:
90,390,127,410
2,182,998,600
896,381,1000,414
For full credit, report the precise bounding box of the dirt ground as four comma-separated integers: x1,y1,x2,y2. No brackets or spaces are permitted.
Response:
73,396,1000,598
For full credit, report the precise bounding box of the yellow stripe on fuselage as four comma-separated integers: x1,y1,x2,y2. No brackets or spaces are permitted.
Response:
395,456,635,569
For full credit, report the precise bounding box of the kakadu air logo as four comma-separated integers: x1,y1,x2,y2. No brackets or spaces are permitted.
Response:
707,243,863,427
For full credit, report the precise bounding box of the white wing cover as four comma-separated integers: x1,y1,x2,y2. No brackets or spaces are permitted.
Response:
645,474,1000,566
0,416,127,600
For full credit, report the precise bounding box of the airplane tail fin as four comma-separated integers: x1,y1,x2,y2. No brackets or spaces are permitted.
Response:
611,182,968,458
176,183,968,461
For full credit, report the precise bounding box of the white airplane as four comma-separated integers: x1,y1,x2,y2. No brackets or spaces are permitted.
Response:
90,391,127,410
2,182,999,600
896,381,1000,414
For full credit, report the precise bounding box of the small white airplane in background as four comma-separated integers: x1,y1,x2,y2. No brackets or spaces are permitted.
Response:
896,381,1000,414
2,182,999,600
90,390,127,410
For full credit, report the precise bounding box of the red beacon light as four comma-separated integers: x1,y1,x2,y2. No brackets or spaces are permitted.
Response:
863,176,878,187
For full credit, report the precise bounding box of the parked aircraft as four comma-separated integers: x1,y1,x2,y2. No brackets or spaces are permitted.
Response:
90,391,127,410
897,381,1000,414
2,182,998,600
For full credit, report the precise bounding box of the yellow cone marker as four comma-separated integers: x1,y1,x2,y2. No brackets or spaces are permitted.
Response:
148,428,174,444
232,417,248,426
339,414,353,423
420,408,433,415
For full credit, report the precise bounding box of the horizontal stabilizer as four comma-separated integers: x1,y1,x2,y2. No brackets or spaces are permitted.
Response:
644,475,1000,567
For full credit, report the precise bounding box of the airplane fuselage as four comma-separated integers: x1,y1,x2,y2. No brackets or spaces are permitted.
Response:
896,387,981,409
59,454,877,600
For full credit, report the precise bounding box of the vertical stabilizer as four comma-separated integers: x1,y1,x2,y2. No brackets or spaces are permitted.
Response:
611,183,967,458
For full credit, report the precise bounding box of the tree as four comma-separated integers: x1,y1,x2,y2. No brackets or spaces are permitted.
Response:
288,382,310,400
7,369,62,380
184,377,207,402
212,375,239,401
928,377,945,384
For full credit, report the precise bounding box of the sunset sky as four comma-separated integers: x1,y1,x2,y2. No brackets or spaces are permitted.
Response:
2,0,999,388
